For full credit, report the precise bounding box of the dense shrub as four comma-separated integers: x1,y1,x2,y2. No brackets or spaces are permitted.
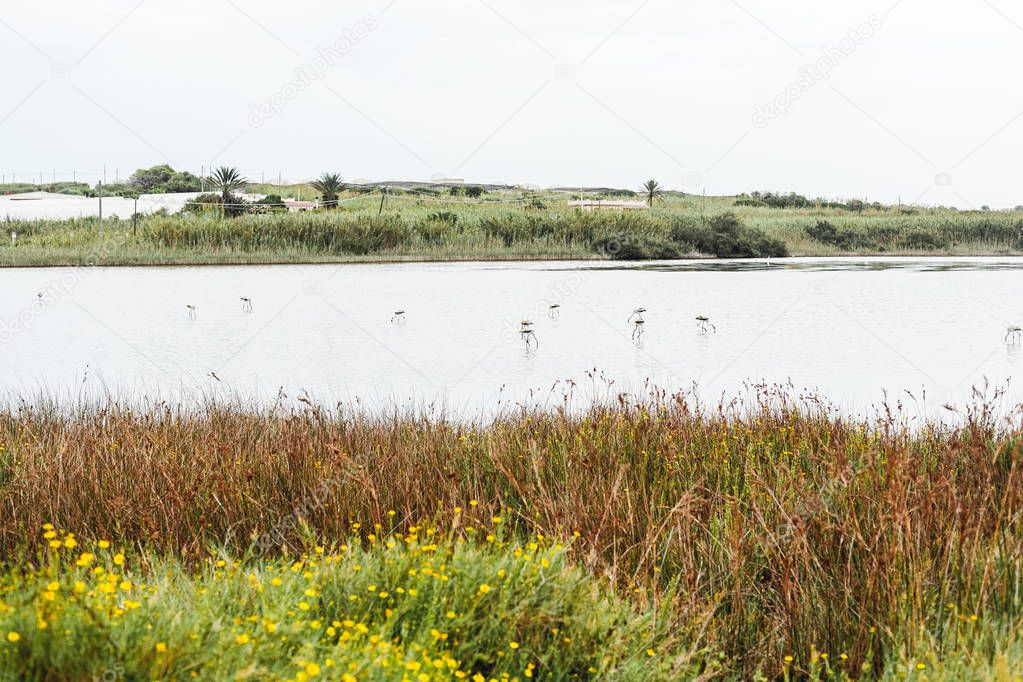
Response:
182,193,234,215
671,213,788,258
128,164,202,193
594,234,681,260
804,220,871,250
899,229,947,250
427,211,458,225
738,191,877,212
252,194,287,212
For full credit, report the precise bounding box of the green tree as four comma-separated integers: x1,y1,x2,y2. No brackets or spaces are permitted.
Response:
208,167,247,216
641,180,664,208
126,165,203,194
311,172,345,208
129,165,176,191
254,194,287,213
164,171,203,193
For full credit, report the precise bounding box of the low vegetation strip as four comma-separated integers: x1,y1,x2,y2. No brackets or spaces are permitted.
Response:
1,390,1022,678
3,189,1023,266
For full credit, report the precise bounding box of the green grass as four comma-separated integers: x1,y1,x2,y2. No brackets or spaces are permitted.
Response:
2,191,1022,266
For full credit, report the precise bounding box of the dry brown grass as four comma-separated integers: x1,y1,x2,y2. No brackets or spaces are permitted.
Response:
1,388,1021,675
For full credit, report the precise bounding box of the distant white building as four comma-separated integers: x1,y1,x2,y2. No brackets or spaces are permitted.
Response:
568,199,648,211
285,200,318,212
0,191,206,220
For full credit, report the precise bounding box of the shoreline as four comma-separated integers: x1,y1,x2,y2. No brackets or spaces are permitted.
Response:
3,251,1023,269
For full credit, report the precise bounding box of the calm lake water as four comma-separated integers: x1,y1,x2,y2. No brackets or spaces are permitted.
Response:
2,258,1022,420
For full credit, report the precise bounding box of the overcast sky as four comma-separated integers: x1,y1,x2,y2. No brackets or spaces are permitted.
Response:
1,0,1021,207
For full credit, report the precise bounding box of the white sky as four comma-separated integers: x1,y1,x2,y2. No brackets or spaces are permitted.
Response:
1,0,1021,208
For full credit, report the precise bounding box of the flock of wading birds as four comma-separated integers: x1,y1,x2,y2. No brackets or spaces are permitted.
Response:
187,299,1023,350
33,290,1023,349
171,301,1021,340
169,297,717,350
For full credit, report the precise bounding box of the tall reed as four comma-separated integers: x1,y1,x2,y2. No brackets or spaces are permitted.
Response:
1,388,1021,675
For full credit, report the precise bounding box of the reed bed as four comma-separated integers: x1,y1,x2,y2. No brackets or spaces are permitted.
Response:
1,388,1022,678
2,196,1022,266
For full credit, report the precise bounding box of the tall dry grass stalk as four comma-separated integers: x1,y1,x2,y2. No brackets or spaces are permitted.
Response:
1,387,1020,674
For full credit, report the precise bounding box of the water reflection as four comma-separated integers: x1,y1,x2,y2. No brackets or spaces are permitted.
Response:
1008,343,1022,365
558,257,1023,274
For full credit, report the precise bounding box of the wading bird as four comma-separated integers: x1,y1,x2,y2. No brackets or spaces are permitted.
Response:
548,304,561,319
1006,325,1022,345
520,321,538,349
696,316,716,334
391,310,406,324
186,305,197,320
631,318,646,342
628,308,646,342
240,297,253,313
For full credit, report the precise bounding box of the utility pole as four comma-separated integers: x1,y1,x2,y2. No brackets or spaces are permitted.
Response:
98,181,104,233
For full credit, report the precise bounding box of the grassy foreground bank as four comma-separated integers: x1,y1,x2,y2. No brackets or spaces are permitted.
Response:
1,391,1023,679
3,191,1023,266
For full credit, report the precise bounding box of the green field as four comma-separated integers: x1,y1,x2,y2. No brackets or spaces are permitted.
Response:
1,391,1022,679
2,184,1022,266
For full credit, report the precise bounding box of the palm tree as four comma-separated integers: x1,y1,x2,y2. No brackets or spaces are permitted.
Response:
642,179,664,208
208,166,247,206
311,172,345,208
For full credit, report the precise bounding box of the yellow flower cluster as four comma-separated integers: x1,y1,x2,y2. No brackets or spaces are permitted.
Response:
0,518,586,682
